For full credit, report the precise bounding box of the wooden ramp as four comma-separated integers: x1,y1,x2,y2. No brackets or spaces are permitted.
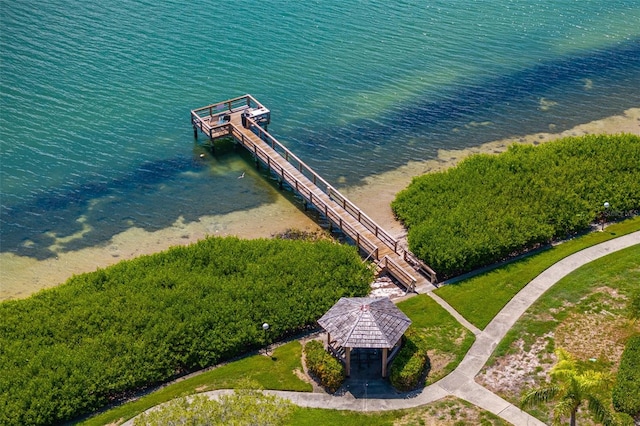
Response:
191,95,437,291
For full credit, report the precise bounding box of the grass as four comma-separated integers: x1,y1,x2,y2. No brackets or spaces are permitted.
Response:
396,295,475,383
487,244,640,425
289,408,400,426
83,295,474,425
80,219,639,425
289,396,510,425
79,341,311,426
435,216,640,329
492,243,640,361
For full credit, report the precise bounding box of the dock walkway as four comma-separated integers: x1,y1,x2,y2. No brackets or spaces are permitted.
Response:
191,95,437,291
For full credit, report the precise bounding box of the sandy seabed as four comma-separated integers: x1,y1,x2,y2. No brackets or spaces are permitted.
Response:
1,108,638,301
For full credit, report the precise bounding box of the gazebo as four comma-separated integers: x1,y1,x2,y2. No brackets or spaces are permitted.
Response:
317,297,412,378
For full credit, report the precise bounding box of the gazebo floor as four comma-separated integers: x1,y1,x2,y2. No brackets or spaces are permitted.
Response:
334,348,401,398
349,348,384,379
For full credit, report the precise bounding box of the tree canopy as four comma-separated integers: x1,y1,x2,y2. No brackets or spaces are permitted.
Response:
520,348,617,426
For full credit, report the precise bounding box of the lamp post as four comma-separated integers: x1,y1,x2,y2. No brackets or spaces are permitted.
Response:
602,202,610,230
262,322,270,356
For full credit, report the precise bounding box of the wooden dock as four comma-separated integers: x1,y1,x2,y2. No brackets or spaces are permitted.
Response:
191,95,437,291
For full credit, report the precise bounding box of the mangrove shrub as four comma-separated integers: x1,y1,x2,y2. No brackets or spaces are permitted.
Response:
392,134,640,277
389,329,430,391
0,236,372,425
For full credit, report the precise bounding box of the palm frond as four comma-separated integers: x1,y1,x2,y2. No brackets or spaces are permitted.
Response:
578,370,612,394
586,395,617,426
552,397,578,426
520,385,560,408
554,347,575,364
552,347,578,380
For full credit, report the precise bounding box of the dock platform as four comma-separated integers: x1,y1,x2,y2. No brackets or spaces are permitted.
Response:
191,95,437,291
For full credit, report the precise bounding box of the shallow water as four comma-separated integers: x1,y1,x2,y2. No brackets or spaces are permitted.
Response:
1,1,639,271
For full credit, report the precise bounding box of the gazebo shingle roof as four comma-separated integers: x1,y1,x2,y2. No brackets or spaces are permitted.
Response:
317,297,411,349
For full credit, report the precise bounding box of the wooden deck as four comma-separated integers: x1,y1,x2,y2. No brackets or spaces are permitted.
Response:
191,95,437,291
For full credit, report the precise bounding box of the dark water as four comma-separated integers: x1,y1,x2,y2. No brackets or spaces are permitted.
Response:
1,0,639,262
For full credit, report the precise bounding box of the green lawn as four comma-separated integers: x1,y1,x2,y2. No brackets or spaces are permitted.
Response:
289,408,400,426
435,217,640,329
396,294,475,383
84,294,474,425
80,341,311,426
81,219,639,425
486,243,640,425
492,243,640,362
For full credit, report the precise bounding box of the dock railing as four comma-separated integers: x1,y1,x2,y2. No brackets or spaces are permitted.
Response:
403,252,437,285
191,96,399,257
379,255,416,292
244,117,438,284
191,95,438,284
191,94,262,121
244,119,399,245
191,94,264,136
229,125,381,261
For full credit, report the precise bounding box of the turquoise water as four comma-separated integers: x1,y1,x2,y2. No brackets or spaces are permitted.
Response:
1,0,639,260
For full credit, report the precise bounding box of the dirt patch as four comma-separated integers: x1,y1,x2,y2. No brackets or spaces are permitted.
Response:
587,286,628,311
394,396,508,426
553,286,638,366
427,351,455,383
555,313,634,367
477,287,640,401
477,333,555,399
371,275,407,299
297,336,328,393
293,368,314,387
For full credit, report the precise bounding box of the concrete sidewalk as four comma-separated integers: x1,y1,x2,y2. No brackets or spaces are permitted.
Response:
441,231,639,425
123,231,639,426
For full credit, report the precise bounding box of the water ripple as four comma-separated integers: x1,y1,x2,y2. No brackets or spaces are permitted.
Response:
1,0,639,258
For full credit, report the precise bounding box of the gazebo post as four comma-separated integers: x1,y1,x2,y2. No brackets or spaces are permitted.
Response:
345,347,351,377
327,333,331,346
382,347,388,378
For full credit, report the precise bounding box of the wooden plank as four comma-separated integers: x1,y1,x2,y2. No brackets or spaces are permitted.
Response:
194,103,430,288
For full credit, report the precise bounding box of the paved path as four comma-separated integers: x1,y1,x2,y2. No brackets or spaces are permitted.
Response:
124,231,640,426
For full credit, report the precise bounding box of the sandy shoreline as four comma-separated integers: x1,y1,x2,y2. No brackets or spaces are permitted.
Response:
1,108,638,301
342,108,640,237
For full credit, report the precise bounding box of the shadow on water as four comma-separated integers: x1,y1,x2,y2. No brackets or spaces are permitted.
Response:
0,151,276,260
3,40,639,261
296,39,640,183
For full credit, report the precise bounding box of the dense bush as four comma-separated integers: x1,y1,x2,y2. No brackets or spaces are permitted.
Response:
0,237,372,426
389,329,430,391
303,340,345,393
613,335,640,417
392,134,640,278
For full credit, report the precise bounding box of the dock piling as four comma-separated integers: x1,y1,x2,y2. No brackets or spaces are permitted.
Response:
189,95,438,289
